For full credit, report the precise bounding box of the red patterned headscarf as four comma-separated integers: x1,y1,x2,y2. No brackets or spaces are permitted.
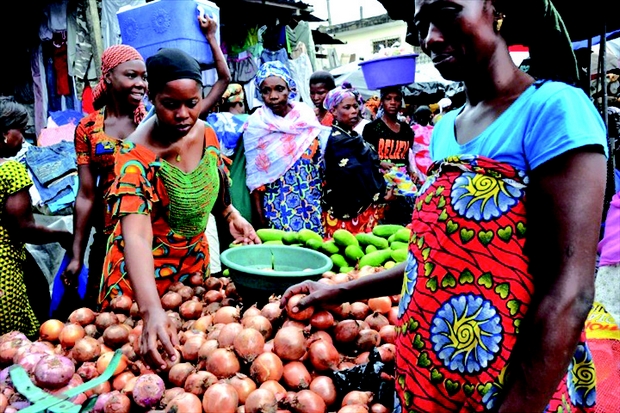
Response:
92,45,146,125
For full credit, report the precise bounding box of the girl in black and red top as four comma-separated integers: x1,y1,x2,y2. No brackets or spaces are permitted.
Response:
362,86,414,170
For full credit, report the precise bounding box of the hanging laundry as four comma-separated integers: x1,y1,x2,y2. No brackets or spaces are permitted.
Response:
286,20,317,72
289,43,313,107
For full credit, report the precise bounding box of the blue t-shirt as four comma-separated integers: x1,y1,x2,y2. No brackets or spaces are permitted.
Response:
430,81,608,172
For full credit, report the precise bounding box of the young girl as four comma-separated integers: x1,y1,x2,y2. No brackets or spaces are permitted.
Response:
321,85,386,238
309,70,336,127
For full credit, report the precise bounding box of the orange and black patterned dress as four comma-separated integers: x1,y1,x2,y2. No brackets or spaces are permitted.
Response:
98,126,226,308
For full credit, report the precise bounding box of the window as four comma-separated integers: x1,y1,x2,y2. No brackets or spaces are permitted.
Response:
372,36,401,54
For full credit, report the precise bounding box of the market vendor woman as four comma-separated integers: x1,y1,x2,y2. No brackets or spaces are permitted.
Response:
99,48,259,370
282,0,607,411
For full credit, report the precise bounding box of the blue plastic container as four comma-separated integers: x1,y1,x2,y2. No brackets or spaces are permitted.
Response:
117,0,220,66
359,54,418,90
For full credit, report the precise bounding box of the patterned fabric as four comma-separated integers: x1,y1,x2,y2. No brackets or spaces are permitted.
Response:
244,101,327,192
323,203,385,239
261,139,323,236
91,45,146,124
254,61,298,101
323,85,364,111
206,112,249,157
74,109,122,236
395,155,596,413
98,127,224,308
319,111,334,127
0,161,39,338
410,124,434,185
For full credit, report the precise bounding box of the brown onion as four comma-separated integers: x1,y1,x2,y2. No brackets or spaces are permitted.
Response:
182,335,206,362
309,376,337,407
39,319,64,342
95,312,118,332
164,392,203,413
202,383,239,413
330,302,351,319
342,390,373,406
103,390,131,413
205,348,240,379
260,302,282,323
205,290,224,303
350,302,371,320
309,331,333,345
308,339,340,371
367,297,391,314
245,389,277,413
110,295,132,314
84,324,99,338
387,307,399,325
364,313,389,332
205,277,223,291
179,301,203,320
378,325,397,344
193,315,213,333
161,387,186,407
112,371,135,391
214,306,240,324
356,329,380,352
250,352,284,384
282,361,311,390
59,324,85,349
178,285,194,302
161,291,183,311
71,336,101,363
102,325,129,349
310,311,335,330
292,390,326,413
228,373,257,404
274,327,306,361
260,380,287,398
68,308,96,326
96,352,128,376
377,343,395,364
184,371,218,396
168,362,195,387
217,322,244,347
233,328,265,363
285,294,314,321
338,406,369,413
333,320,363,344
242,315,273,340
370,403,388,412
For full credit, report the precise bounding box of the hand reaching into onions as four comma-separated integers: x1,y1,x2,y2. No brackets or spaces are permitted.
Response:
280,282,342,314
140,307,179,371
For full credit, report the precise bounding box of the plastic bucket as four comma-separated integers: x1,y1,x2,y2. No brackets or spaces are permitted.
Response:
220,245,332,306
117,0,220,66
359,54,418,90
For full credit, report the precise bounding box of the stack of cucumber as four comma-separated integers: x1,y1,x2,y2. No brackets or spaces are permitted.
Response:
251,225,412,273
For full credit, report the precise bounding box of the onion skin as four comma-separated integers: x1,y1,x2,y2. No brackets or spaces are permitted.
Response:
102,325,129,349
309,311,335,330
244,388,277,413
168,362,195,388
68,308,96,326
337,405,369,413
250,352,284,384
205,348,240,379
291,389,326,413
228,373,257,405
233,328,265,363
273,327,306,361
59,324,85,349
242,315,273,340
202,383,239,413
161,291,183,311
308,340,340,371
103,390,131,413
164,392,203,413
214,306,241,324
71,336,102,363
184,371,218,396
309,376,337,407
260,302,283,324
370,404,389,413
341,390,373,407
282,361,312,390
39,319,64,342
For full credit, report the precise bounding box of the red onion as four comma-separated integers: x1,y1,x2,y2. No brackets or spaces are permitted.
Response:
132,373,164,408
34,354,75,389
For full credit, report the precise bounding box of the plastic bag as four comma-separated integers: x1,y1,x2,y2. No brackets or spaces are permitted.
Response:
328,348,395,409
49,253,89,319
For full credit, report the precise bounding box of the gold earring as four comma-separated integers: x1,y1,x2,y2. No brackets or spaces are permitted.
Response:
495,14,505,32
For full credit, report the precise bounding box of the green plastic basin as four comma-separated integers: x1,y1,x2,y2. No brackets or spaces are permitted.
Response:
220,245,333,306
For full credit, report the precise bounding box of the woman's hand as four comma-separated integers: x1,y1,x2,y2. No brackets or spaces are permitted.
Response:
227,209,261,245
280,281,343,312
62,258,82,287
139,307,179,371
380,160,395,173
198,14,218,39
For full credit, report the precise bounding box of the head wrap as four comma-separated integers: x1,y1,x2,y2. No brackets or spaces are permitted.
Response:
323,83,364,111
222,83,245,104
92,45,146,124
254,61,297,101
146,48,203,94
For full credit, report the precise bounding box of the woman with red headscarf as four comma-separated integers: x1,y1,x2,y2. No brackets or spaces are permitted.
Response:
63,44,147,308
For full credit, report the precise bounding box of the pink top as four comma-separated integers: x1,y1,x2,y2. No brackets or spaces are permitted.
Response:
598,191,620,266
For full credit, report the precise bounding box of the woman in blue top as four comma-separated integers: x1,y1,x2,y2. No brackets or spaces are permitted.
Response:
281,1,608,412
